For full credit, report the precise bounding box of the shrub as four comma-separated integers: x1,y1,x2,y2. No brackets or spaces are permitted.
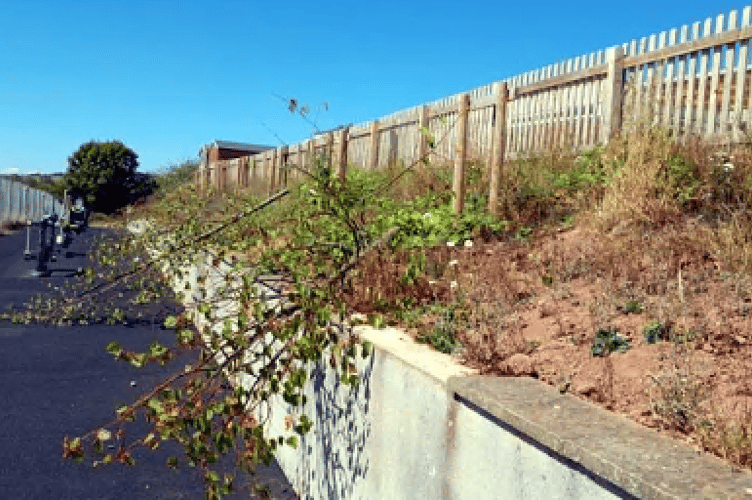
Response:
590,327,630,356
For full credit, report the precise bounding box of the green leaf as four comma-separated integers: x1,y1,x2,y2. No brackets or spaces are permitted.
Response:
106,342,122,356
178,329,195,344
147,398,164,413
129,353,147,368
163,315,178,329
360,341,372,358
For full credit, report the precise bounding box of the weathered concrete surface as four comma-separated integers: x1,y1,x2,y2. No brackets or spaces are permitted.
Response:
174,248,752,500
449,376,752,500
272,327,471,500
268,324,626,500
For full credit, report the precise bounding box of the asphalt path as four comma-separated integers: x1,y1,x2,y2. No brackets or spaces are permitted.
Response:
0,226,296,499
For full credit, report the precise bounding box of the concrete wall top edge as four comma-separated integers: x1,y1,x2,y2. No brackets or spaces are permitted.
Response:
448,375,752,500
355,325,476,385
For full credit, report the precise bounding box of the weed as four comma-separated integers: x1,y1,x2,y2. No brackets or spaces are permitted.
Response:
368,314,386,329
524,339,540,354
643,320,669,344
650,366,705,432
699,403,752,467
590,327,631,356
669,329,697,345
416,306,461,354
623,299,644,314
514,226,532,242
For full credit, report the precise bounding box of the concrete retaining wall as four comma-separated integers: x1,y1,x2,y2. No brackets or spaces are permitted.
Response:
173,251,752,500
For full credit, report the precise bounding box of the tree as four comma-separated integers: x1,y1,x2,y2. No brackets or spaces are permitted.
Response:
65,140,156,214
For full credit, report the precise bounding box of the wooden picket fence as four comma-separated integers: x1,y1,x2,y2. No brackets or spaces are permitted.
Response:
196,6,752,215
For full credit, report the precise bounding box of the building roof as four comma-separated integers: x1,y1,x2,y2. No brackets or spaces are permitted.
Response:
210,140,274,153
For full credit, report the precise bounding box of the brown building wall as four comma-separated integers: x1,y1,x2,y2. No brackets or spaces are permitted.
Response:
208,146,256,162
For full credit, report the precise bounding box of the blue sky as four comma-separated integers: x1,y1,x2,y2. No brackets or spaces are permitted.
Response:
0,0,747,174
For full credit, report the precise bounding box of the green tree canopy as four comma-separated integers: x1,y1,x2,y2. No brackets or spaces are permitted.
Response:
65,140,156,214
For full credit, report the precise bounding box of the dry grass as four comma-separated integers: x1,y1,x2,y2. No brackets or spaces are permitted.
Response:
405,126,752,471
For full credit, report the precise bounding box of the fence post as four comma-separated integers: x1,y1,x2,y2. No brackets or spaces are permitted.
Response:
489,82,508,215
326,132,335,163
268,150,272,194
369,120,380,170
280,146,289,188
270,148,279,194
305,139,313,174
602,45,625,144
238,156,251,188
338,127,348,181
250,156,258,190
294,143,302,180
417,105,430,162
454,93,470,215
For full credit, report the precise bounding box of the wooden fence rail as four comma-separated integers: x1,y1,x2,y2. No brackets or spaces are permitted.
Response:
196,6,752,215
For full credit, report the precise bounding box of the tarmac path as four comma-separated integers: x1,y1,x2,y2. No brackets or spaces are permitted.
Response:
0,226,295,499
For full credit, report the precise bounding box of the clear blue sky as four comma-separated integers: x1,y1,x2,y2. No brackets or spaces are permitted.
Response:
0,0,746,175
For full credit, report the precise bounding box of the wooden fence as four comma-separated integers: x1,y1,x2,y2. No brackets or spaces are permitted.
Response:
196,6,752,214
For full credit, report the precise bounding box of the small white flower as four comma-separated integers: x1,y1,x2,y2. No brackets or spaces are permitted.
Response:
96,429,112,442
450,280,458,290
448,259,458,267
446,241,455,248
723,162,735,173
464,239,473,248
423,212,432,220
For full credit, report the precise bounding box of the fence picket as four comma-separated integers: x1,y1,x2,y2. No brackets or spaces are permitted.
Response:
696,19,713,132
720,10,738,136
736,8,752,140
673,26,689,133
707,14,726,135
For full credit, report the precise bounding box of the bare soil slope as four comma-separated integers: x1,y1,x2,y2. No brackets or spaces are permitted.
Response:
414,220,752,466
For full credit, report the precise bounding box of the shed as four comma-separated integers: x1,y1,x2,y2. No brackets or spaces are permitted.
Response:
199,140,274,167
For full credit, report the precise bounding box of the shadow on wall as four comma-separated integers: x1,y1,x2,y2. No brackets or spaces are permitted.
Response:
291,351,375,500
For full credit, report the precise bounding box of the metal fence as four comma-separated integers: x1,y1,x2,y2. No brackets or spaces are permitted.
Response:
0,178,65,224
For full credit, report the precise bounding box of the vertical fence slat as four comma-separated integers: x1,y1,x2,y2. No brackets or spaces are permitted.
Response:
720,10,738,137
369,120,380,170
633,38,647,119
338,128,348,180
418,105,429,162
707,14,726,135
685,23,701,133
672,25,689,134
735,7,752,140
554,64,565,148
695,18,713,132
